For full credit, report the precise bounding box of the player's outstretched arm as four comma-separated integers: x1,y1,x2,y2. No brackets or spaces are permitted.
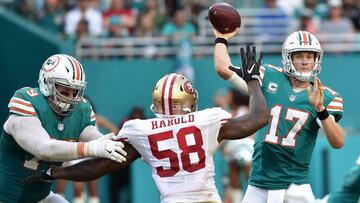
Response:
52,142,140,181
219,80,268,141
23,142,140,184
4,115,128,163
218,45,268,142
213,28,238,79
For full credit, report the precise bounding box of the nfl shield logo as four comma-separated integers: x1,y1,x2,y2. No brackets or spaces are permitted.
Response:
58,123,64,131
290,95,296,101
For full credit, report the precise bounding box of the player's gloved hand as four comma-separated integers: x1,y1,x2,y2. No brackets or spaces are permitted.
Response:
86,138,127,163
22,168,54,184
229,45,263,83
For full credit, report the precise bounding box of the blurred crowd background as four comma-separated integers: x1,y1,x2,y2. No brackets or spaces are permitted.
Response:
2,0,360,60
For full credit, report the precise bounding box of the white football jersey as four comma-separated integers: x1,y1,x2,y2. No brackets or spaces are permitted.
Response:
117,107,231,203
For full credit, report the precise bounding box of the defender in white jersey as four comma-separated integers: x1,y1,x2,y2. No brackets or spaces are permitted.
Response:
22,47,267,203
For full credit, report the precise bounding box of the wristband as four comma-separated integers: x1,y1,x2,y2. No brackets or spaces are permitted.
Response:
215,38,228,48
77,142,86,158
316,108,329,120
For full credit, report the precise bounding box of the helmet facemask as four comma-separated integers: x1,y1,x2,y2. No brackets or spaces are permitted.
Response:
47,79,85,116
282,31,323,81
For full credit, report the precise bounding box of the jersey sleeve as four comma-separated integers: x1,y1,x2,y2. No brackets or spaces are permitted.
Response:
259,64,284,87
8,89,36,117
81,98,96,127
90,106,96,124
204,108,231,150
259,65,266,86
216,108,232,126
323,87,343,122
116,119,139,144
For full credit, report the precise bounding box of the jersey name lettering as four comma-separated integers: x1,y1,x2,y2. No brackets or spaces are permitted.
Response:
151,114,195,130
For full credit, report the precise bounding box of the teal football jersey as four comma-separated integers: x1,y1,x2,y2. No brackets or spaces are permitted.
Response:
249,64,344,190
0,87,95,202
328,156,360,203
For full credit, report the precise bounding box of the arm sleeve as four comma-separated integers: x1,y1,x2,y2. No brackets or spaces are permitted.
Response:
4,115,83,161
79,125,103,142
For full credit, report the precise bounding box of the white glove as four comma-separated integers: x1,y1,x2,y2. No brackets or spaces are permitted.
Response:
85,138,127,163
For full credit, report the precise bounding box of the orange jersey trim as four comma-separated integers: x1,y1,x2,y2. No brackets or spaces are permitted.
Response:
9,107,36,116
10,99,33,107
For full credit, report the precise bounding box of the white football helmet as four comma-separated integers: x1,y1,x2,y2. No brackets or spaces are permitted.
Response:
151,73,198,117
38,54,86,115
282,31,323,81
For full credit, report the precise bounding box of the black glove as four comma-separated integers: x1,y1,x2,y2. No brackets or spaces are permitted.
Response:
22,169,54,184
229,45,263,82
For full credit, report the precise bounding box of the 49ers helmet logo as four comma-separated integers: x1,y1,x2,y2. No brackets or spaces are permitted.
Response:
42,55,60,72
184,81,195,94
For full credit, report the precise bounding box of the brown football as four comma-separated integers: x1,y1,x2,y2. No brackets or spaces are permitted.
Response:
208,3,241,33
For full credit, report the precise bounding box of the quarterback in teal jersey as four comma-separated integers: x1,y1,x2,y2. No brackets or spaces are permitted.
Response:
0,54,126,203
213,29,345,203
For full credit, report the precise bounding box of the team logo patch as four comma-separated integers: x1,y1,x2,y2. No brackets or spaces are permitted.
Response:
43,55,60,72
267,82,278,94
184,81,195,94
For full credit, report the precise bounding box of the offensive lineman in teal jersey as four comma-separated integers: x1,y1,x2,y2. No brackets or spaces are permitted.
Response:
213,29,345,203
327,155,360,203
0,54,126,203
285,155,360,203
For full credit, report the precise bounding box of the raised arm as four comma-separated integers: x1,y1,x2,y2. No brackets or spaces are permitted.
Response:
213,29,248,94
217,45,268,142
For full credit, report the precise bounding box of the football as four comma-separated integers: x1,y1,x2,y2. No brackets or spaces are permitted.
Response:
208,3,241,33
